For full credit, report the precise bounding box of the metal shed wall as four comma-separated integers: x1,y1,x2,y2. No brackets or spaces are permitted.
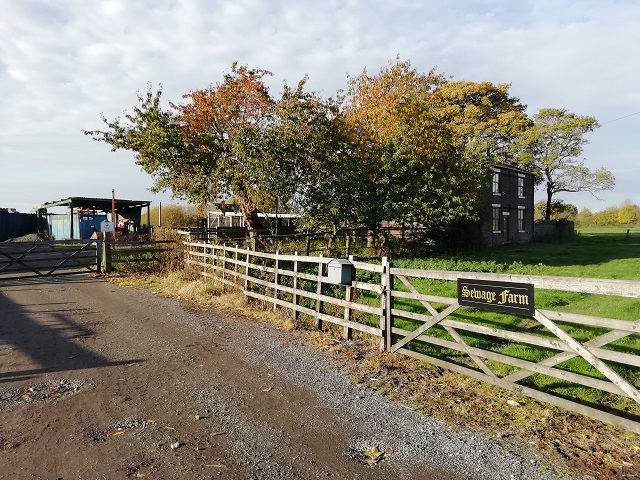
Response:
0,212,38,242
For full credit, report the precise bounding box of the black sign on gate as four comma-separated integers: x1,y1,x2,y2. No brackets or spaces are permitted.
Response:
457,278,535,316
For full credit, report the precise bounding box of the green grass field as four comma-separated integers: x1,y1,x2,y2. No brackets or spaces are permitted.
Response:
353,229,640,417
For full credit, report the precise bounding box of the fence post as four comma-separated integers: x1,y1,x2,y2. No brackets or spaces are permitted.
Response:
345,234,351,258
244,246,251,292
96,240,103,273
273,249,279,312
101,240,112,273
293,251,299,322
315,254,324,330
384,257,394,352
234,244,239,285
222,243,226,282
380,256,390,352
343,254,354,340
305,236,311,256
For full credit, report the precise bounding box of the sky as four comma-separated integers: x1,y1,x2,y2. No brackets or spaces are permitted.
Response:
1,0,638,213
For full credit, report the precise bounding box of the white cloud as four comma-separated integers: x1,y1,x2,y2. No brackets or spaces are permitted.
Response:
0,0,638,212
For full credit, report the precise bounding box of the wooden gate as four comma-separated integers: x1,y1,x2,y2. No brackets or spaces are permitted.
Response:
388,268,640,434
0,240,99,280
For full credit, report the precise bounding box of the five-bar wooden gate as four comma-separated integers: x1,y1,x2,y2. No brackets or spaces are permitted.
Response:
0,240,99,280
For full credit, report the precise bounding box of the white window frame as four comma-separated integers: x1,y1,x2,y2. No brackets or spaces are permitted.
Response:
492,170,500,195
518,206,525,232
517,174,525,198
492,204,501,233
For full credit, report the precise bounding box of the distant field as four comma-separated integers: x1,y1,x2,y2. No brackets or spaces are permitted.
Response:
577,226,640,235
393,228,640,281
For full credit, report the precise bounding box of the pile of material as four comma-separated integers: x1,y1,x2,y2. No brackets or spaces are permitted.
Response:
2,233,47,242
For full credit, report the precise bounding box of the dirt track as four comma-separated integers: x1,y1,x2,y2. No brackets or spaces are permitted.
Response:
0,275,573,479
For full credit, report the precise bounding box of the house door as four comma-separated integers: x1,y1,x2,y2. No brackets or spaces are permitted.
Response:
502,213,510,244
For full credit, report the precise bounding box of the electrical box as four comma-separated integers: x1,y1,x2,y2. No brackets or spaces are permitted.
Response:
327,258,355,285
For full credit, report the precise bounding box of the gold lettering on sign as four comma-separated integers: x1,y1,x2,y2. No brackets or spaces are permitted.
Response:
498,289,529,306
460,285,496,303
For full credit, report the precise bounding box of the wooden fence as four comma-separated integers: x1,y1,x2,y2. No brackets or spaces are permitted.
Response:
89,240,177,273
184,241,640,434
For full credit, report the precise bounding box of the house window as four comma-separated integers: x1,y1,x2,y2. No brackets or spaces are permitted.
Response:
518,208,525,231
492,207,501,232
492,171,500,195
518,176,525,198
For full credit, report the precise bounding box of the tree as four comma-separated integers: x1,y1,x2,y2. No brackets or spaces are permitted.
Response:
142,204,200,228
574,208,593,228
617,203,639,225
341,59,446,232
171,64,276,231
340,59,531,236
86,64,338,235
534,200,578,221
515,108,615,221
429,80,531,162
591,207,619,226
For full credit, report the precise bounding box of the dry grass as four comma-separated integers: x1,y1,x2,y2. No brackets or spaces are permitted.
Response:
108,269,295,331
106,269,640,480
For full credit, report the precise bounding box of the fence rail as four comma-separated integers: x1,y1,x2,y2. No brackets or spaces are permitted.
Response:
184,240,640,434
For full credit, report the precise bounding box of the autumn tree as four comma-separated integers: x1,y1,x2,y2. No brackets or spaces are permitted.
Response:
429,80,531,162
617,202,639,225
340,59,530,237
515,108,615,221
340,59,446,232
86,64,341,236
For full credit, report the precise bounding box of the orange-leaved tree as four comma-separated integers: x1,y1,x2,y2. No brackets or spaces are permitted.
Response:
338,59,530,235
85,64,339,235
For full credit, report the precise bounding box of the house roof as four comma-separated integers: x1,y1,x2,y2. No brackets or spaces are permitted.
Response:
494,163,534,176
38,197,151,213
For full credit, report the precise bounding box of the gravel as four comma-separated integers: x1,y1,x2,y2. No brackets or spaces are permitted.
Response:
190,313,584,480
0,379,85,409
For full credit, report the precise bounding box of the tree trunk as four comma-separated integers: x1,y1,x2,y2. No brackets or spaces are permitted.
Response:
544,170,554,222
236,187,262,235
366,229,376,248
545,186,553,221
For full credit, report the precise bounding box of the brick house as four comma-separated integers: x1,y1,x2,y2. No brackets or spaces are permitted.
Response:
481,164,535,246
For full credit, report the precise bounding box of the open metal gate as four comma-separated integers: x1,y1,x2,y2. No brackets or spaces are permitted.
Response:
0,240,99,280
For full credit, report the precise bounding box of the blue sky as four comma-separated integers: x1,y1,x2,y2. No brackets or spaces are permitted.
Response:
1,0,638,213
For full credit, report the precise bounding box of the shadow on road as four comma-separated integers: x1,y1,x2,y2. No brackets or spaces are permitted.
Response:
0,277,142,383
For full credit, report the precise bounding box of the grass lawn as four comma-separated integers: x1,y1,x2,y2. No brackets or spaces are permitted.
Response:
395,228,640,280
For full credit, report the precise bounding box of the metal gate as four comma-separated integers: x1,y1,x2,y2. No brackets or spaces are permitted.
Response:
0,240,99,280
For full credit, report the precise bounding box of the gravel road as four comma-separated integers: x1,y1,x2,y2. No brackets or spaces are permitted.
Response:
0,274,582,479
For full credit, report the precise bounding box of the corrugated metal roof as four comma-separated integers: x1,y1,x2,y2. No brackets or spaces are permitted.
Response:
38,197,151,212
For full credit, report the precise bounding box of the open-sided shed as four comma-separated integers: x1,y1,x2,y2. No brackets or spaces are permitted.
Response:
38,197,151,240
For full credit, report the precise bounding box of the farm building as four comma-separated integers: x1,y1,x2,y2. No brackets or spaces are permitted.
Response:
0,209,38,242
37,197,152,240
207,207,299,236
